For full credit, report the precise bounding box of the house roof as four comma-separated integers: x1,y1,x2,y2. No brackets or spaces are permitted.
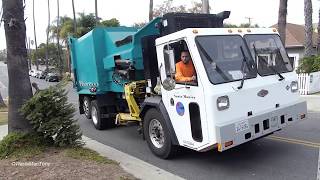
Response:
271,23,318,48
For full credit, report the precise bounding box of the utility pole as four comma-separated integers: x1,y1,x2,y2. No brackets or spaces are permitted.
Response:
245,17,253,26
202,0,210,14
95,0,99,25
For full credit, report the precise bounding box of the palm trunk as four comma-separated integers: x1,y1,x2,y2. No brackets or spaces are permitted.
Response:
278,0,288,45
32,0,39,70
28,37,31,70
317,7,320,54
2,0,33,133
304,0,313,57
57,0,63,76
72,0,77,35
46,0,51,70
202,0,209,14
149,0,153,21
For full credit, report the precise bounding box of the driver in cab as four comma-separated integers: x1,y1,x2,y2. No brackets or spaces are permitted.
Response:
175,50,196,82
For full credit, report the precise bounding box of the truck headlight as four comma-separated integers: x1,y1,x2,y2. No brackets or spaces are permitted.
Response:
290,81,298,93
217,96,230,111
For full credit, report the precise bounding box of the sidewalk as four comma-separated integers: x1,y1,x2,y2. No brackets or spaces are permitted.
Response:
0,125,184,180
301,95,320,112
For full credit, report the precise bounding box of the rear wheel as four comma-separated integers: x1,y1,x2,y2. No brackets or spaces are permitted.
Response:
143,108,177,159
83,97,92,119
91,100,115,130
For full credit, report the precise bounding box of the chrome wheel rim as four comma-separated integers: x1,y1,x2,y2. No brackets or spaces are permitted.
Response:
91,106,98,125
83,100,90,116
149,119,164,148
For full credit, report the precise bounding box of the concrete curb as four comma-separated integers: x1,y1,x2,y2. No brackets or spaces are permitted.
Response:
84,136,184,180
0,125,184,180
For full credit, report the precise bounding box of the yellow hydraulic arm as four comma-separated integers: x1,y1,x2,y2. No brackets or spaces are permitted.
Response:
116,80,146,124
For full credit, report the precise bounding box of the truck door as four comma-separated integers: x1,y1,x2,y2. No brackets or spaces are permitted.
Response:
157,39,208,149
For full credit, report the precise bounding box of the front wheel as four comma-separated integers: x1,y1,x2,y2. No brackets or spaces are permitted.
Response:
143,109,177,159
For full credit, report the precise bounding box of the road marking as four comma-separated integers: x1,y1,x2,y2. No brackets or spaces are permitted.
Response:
317,148,320,180
267,135,320,148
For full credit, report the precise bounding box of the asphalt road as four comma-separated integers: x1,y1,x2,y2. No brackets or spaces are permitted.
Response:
5,75,320,180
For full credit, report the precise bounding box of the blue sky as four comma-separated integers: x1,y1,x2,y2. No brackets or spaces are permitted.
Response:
0,0,319,50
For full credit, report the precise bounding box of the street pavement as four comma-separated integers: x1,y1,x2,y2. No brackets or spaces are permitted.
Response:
0,72,319,180
27,77,320,180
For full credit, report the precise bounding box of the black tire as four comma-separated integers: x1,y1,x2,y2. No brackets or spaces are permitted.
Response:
83,96,92,119
143,108,177,159
90,100,115,130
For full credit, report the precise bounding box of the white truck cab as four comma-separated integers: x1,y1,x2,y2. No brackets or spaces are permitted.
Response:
154,28,307,153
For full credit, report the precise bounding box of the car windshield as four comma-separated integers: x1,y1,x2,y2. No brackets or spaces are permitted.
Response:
244,34,293,76
195,35,257,84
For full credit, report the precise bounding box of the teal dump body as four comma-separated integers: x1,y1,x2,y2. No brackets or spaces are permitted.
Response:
69,18,160,95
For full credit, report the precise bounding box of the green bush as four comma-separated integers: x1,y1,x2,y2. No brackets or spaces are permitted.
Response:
20,82,83,147
62,72,72,82
0,132,48,159
297,56,320,74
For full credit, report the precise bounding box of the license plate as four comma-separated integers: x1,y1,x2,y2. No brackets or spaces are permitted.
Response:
235,120,249,133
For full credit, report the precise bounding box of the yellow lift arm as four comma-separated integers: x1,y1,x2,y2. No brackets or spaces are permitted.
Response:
116,80,146,125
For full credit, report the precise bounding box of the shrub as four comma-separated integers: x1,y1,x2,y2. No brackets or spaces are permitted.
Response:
0,132,48,159
62,72,72,82
297,56,320,74
20,82,83,147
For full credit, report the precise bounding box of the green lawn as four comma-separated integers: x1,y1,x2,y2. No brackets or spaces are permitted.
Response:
0,112,8,125
0,106,8,112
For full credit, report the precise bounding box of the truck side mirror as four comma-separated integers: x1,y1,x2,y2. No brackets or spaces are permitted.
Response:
164,49,176,77
162,77,176,91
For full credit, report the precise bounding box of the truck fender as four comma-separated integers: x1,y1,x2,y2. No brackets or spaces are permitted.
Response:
140,96,179,145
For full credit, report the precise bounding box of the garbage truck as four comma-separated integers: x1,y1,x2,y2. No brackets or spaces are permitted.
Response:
69,12,307,159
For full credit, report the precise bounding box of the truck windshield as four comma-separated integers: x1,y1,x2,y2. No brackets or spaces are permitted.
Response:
195,35,257,84
244,34,293,76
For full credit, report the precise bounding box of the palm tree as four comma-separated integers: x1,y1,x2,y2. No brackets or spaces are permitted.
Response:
278,0,288,45
2,0,33,132
57,0,63,75
46,0,51,70
32,0,39,70
317,5,320,54
304,0,313,57
149,0,153,21
72,0,77,34
202,0,209,14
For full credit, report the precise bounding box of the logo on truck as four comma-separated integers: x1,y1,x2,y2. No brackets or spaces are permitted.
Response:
176,102,185,116
79,81,99,87
257,89,268,97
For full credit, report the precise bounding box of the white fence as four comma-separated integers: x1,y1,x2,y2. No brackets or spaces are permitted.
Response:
298,71,320,95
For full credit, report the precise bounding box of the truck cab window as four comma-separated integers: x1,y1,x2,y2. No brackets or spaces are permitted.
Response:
163,40,197,85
